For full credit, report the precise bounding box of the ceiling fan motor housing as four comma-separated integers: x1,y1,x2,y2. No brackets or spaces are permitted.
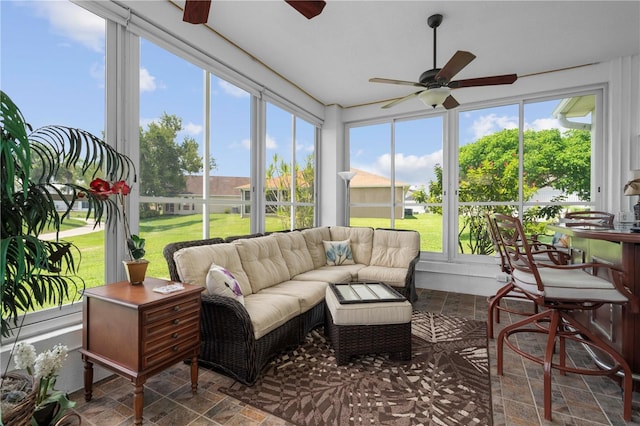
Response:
419,68,443,87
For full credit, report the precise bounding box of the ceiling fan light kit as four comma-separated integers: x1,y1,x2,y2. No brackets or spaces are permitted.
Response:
370,13,518,110
419,87,451,108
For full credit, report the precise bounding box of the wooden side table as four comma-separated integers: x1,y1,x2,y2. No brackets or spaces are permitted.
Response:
80,278,204,425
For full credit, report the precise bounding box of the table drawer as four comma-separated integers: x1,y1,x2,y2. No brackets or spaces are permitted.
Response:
142,329,200,369
143,320,200,354
143,310,200,341
143,296,200,325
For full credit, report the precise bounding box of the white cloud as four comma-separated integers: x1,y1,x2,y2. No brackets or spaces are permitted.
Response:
266,134,277,149
354,150,443,186
139,117,156,130
218,80,249,98
472,113,518,139
139,68,157,93
183,122,203,136
239,138,251,150
23,1,105,52
527,118,559,130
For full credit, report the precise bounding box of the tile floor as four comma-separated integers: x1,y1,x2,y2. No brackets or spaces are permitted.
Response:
64,289,640,425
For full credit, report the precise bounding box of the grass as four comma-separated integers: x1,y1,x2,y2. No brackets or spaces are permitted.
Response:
39,212,450,308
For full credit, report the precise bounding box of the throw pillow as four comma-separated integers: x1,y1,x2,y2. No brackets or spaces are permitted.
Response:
323,239,355,266
205,264,245,305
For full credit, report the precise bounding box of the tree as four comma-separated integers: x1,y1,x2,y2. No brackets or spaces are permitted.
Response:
427,128,591,253
139,113,210,197
266,153,315,229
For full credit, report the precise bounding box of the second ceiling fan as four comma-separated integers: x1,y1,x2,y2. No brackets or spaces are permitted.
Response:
370,14,517,109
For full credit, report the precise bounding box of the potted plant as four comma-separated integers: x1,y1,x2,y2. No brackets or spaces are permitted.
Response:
0,90,135,423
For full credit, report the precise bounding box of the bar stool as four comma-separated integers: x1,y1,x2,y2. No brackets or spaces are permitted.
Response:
485,213,569,338
492,213,638,421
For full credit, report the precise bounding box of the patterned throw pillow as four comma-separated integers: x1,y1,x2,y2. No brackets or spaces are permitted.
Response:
205,264,245,305
323,239,355,266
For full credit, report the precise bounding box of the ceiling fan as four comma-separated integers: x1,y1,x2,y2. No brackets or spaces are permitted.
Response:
369,14,517,109
183,0,326,24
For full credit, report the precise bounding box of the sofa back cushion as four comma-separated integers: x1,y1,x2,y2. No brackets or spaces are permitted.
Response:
272,231,315,277
173,243,252,296
301,226,331,268
235,235,291,293
369,229,420,268
329,226,374,265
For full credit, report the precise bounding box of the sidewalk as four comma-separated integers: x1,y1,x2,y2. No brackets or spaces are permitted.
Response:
39,219,103,241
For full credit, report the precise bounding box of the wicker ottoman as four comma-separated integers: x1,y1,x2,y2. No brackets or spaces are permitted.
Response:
324,284,412,365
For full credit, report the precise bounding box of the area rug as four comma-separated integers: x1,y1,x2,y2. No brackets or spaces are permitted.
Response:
219,312,491,425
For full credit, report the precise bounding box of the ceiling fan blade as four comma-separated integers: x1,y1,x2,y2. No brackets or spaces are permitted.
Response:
442,95,460,110
285,1,326,19
435,51,476,82
449,74,518,88
381,91,422,109
369,77,424,87
183,0,211,24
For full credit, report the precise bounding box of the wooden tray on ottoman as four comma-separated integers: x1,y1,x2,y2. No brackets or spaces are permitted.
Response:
325,283,412,365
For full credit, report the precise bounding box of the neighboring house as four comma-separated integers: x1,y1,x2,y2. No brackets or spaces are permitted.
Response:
153,175,250,215
347,169,410,219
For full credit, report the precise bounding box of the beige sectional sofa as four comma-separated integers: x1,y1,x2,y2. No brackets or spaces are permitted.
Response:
163,226,420,384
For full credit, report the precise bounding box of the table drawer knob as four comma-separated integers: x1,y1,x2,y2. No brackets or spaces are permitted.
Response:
173,319,180,325
173,306,180,311
172,346,179,352
172,333,179,339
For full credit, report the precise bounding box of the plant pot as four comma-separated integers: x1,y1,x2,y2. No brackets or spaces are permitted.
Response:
33,401,60,426
123,259,149,285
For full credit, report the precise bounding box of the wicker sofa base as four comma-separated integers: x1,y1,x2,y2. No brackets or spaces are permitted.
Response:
325,308,412,365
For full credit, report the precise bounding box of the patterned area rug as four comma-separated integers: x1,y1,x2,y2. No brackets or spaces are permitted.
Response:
219,312,491,425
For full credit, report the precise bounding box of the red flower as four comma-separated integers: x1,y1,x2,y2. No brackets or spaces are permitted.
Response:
89,178,113,199
112,180,131,196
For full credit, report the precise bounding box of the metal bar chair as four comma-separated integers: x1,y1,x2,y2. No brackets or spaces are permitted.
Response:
485,213,569,338
492,213,638,421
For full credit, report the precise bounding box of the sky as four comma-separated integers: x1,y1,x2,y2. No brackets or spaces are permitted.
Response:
2,0,587,188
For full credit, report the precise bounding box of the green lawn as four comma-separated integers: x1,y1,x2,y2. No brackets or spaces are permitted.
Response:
50,212,446,307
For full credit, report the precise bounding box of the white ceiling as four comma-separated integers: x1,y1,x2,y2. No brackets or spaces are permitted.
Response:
181,1,640,109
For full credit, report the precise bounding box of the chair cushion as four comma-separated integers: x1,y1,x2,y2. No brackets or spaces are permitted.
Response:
234,236,291,293
301,227,331,269
272,231,314,277
357,265,408,288
260,280,328,313
329,226,374,265
325,286,412,326
370,229,419,268
243,293,301,339
512,267,630,303
173,243,252,296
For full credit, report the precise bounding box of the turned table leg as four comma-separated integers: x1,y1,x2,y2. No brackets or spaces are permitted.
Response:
190,355,199,394
83,359,94,402
133,383,144,426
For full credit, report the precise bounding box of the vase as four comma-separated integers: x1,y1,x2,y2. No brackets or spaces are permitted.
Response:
123,259,149,285
33,401,60,426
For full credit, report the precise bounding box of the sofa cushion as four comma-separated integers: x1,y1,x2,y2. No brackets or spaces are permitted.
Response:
260,280,328,313
370,229,419,268
235,236,291,293
357,265,409,288
243,293,301,339
173,243,252,296
205,264,244,305
272,231,315,277
329,226,374,265
323,239,355,265
292,268,352,284
316,264,366,281
301,227,331,268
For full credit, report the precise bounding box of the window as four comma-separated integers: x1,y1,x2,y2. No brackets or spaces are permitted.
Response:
264,103,316,232
348,117,444,253
2,1,107,299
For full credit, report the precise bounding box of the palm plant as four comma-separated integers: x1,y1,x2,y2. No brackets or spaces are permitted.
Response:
0,90,135,338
